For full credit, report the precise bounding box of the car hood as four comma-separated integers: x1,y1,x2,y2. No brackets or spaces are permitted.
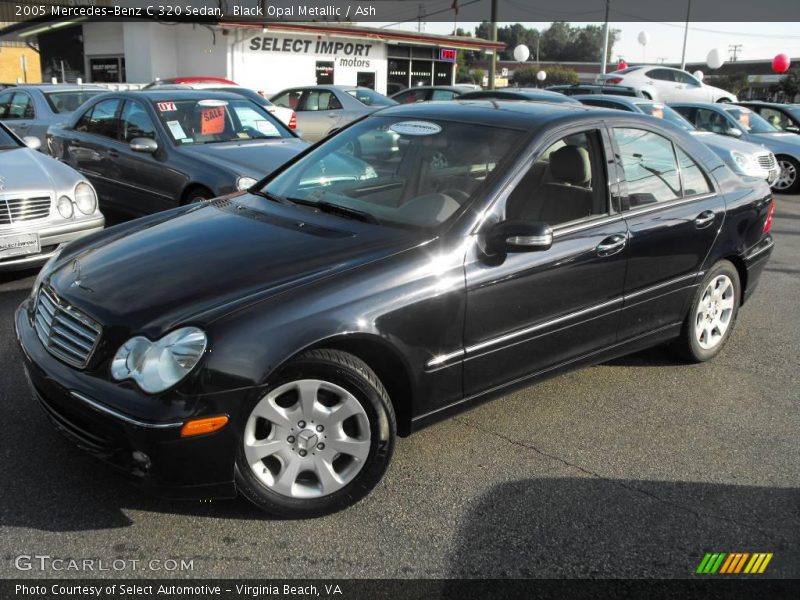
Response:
47,194,422,334
747,132,800,154
0,147,82,194
178,137,308,178
691,131,771,155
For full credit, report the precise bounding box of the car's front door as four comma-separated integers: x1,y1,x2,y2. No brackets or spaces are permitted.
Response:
610,124,726,342
295,89,344,142
463,125,629,397
113,99,175,214
1,91,35,140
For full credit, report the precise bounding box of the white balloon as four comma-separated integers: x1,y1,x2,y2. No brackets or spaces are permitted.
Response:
637,31,649,46
706,48,724,70
536,70,547,81
513,44,530,63
693,70,704,81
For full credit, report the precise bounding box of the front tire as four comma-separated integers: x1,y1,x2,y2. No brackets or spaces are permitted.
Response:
674,260,741,362
235,349,396,517
774,155,800,194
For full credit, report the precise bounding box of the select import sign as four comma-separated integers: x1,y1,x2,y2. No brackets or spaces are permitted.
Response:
248,36,375,57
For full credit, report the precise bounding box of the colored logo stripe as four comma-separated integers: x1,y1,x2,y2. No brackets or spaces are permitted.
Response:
696,552,773,574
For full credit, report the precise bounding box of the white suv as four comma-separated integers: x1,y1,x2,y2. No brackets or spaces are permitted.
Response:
600,66,737,103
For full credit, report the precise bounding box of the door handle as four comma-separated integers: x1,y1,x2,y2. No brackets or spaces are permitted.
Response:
327,113,338,118
694,210,716,229
596,234,627,257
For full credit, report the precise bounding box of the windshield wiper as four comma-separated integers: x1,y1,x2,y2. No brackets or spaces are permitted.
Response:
251,190,294,205
287,197,380,224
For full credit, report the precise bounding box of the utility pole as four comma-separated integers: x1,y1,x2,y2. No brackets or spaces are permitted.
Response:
680,0,692,70
488,0,497,89
600,0,610,76
728,44,743,62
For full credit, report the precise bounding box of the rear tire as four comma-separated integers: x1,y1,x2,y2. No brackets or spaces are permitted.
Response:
235,349,396,517
673,260,741,363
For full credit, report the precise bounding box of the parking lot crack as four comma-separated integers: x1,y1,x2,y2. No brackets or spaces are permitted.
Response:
454,416,795,545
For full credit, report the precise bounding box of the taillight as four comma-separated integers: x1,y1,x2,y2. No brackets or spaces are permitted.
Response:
606,77,623,84
288,111,297,130
763,198,775,233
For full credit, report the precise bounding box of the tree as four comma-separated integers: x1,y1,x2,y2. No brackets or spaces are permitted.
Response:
490,21,620,62
512,65,578,87
774,68,800,101
706,71,750,96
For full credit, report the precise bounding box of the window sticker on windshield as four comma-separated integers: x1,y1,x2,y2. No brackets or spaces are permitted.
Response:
651,105,664,119
738,112,750,127
157,101,176,112
389,121,442,136
198,99,229,107
166,120,186,140
201,106,225,135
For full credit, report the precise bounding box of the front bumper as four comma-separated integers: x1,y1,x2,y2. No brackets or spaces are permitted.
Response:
0,215,105,271
15,301,241,499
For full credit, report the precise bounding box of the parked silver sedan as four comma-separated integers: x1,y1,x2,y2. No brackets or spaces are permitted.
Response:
269,85,396,142
0,85,107,150
0,122,104,271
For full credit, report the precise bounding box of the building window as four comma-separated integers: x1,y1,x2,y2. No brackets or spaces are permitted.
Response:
89,57,125,83
357,72,376,90
316,61,334,85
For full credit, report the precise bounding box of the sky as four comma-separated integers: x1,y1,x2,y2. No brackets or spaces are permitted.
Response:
370,21,800,65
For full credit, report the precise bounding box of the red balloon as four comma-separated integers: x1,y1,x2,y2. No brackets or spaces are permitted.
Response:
772,53,791,74
617,60,628,71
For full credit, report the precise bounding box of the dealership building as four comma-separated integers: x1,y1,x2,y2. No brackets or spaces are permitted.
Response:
0,19,502,95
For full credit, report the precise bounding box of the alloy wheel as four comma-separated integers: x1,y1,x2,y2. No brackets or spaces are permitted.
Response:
774,159,797,191
243,379,371,499
694,275,735,350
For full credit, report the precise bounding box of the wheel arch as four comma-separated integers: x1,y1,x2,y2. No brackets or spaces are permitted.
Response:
297,334,416,436
722,254,748,304
179,183,215,205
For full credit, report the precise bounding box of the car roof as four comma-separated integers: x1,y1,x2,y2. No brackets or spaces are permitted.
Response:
460,89,577,102
573,94,638,105
669,102,731,109
98,89,251,101
10,84,106,92
374,99,657,131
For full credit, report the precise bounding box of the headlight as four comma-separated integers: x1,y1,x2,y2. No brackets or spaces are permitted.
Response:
237,176,258,191
74,182,97,215
31,245,64,300
730,151,763,177
111,327,208,394
57,196,74,219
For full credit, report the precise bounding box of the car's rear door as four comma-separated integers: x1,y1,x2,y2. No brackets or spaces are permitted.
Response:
610,122,726,341
646,69,680,101
59,97,123,210
294,89,344,142
462,124,629,397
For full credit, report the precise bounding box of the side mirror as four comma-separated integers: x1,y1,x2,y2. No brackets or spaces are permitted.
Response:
725,127,743,138
130,137,158,153
485,220,553,254
22,136,41,150
785,125,799,134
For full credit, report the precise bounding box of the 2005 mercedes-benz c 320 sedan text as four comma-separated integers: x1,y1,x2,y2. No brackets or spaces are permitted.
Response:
16,101,774,517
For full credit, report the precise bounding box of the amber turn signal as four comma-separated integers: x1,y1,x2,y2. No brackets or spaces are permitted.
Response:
180,415,229,437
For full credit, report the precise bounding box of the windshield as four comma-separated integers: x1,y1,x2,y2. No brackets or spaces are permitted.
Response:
0,125,21,149
152,98,292,144
346,88,397,107
634,102,696,131
43,90,106,113
261,116,524,230
723,107,778,134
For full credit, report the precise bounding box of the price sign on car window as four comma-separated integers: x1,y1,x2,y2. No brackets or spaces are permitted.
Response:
201,107,225,135
738,112,750,127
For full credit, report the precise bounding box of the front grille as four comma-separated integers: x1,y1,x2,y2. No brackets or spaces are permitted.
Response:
757,153,777,170
0,196,51,225
34,286,102,369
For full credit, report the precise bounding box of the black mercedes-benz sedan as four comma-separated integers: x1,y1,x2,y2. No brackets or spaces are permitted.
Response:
47,90,307,216
17,100,775,517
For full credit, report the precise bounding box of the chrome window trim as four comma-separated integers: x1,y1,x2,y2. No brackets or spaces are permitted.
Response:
70,391,184,429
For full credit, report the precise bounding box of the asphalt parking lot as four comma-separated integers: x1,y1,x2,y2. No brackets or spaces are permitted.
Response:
1,198,798,580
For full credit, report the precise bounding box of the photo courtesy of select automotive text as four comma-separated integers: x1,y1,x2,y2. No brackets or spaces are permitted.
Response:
0,0,798,597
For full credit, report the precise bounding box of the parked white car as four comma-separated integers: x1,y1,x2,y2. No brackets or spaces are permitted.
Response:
600,66,736,103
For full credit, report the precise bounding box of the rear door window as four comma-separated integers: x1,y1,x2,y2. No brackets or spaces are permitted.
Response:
613,128,681,206
6,92,34,119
